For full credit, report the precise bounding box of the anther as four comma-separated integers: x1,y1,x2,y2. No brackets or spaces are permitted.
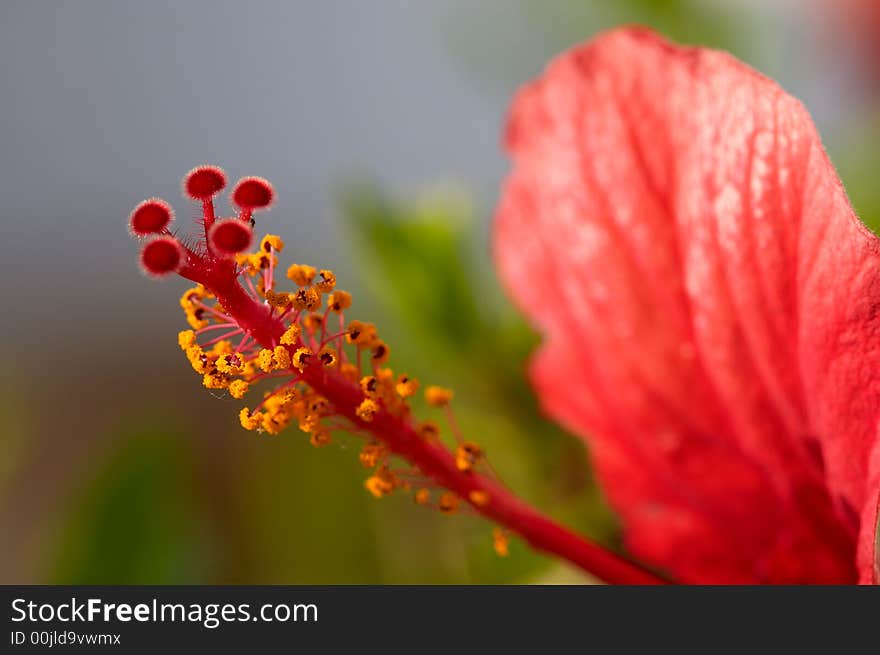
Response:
318,346,338,367
239,407,262,431
328,291,352,312
293,287,320,311
360,375,379,398
356,399,379,422
359,442,386,468
315,269,336,293
438,492,460,514
395,375,419,398
280,325,302,345
346,320,377,347
258,348,275,372
310,429,332,448
273,345,291,369
425,386,454,407
229,380,250,399
492,528,509,557
260,234,284,253
286,263,316,286
178,330,197,350
364,466,397,498
371,341,390,365
468,490,490,508
455,441,483,473
293,347,312,371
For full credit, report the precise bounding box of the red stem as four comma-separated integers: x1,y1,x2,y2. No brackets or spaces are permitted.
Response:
192,268,666,584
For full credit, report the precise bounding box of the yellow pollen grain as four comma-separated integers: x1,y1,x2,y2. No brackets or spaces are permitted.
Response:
414,488,431,505
395,374,419,398
265,290,292,309
286,263,316,286
358,442,385,468
298,413,320,434
258,348,276,372
455,441,483,473
273,345,291,370
492,528,509,557
346,320,377,347
292,287,320,311
293,347,312,372
328,290,352,312
229,379,250,399
185,308,208,330
178,330,197,350
318,346,338,368
468,490,490,508
216,353,243,374
280,324,301,345
261,412,288,435
203,373,228,390
315,269,336,293
364,467,397,498
356,398,379,422
370,340,390,365
212,340,234,356
360,375,379,398
438,492,459,514
239,407,262,431
186,345,208,374
260,234,284,253
425,385,453,407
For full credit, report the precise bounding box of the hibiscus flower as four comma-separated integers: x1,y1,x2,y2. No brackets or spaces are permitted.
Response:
494,27,880,583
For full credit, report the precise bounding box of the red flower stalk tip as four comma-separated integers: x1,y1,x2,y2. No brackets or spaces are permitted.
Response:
128,167,664,584
494,27,880,583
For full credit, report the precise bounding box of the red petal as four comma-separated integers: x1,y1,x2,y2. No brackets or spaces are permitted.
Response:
494,27,880,583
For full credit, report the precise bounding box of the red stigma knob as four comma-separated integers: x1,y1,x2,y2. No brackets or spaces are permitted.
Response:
232,176,274,210
129,198,173,237
140,235,185,276
184,165,227,201
208,218,254,256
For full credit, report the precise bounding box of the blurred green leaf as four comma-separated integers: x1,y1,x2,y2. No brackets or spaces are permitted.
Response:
340,185,486,353
49,419,210,584
339,183,619,581
240,431,386,583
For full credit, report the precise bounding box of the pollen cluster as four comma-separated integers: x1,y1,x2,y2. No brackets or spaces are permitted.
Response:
129,166,509,555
